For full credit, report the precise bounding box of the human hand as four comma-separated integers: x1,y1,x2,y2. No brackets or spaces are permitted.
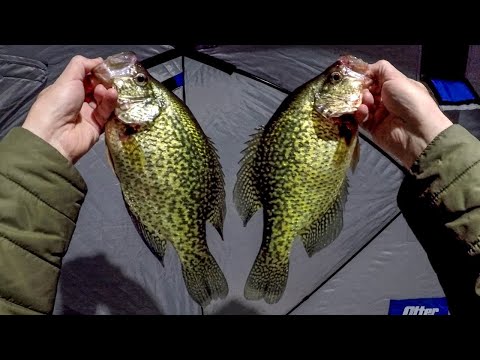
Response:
354,60,453,169
22,55,118,164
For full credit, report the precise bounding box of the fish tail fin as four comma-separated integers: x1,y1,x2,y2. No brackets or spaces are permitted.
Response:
244,248,289,305
181,254,229,307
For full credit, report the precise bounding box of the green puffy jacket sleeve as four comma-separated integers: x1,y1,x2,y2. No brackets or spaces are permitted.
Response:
398,124,480,315
0,127,87,315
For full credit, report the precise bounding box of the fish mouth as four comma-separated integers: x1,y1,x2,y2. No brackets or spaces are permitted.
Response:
338,55,369,73
91,51,138,88
338,54,373,88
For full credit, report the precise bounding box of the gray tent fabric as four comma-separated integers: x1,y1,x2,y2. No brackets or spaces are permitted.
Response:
290,214,447,315
1,44,477,315
183,58,404,314
0,54,47,136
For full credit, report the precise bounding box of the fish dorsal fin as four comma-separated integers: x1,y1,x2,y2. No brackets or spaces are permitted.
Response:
300,177,349,257
205,138,227,240
233,126,264,226
351,138,360,173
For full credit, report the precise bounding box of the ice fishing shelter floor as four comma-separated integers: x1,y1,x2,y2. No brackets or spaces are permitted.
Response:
2,45,471,314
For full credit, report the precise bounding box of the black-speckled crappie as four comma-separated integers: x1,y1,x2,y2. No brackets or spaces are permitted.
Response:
234,55,371,304
91,52,228,307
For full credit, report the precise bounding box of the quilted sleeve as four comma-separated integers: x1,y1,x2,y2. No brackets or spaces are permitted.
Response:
398,124,480,315
0,127,87,315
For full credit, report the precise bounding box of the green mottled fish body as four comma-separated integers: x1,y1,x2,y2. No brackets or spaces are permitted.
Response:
234,55,369,304
94,52,227,307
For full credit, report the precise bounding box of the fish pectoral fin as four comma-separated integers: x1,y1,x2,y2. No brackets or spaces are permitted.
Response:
206,147,227,240
105,145,116,174
233,126,264,226
351,138,360,173
300,178,349,257
126,206,167,265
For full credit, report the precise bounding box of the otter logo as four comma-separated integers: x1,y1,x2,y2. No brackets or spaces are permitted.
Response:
402,306,439,315
388,298,448,315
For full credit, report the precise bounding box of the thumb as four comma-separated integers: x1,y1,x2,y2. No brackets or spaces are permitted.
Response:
368,60,407,86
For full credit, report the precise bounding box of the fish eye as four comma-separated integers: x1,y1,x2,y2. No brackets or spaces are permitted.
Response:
331,72,342,82
135,73,148,85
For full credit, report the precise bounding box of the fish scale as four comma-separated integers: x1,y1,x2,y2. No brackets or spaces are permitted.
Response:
234,55,370,304
93,51,228,307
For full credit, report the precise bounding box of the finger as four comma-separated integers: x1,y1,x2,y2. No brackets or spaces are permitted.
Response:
374,104,389,122
94,86,117,112
83,75,95,103
367,59,406,85
360,112,378,132
92,87,117,128
77,104,103,147
79,102,96,126
57,55,104,83
93,83,108,104
369,82,382,95
78,102,105,138
353,89,376,123
361,89,374,108
354,104,369,123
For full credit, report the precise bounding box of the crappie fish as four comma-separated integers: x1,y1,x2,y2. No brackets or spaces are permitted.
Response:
91,52,228,307
234,55,371,304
